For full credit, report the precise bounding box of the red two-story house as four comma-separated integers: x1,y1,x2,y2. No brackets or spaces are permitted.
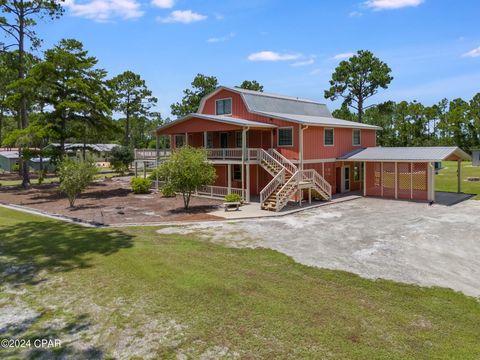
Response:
155,86,469,211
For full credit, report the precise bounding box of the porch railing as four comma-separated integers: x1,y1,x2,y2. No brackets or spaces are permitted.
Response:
260,168,285,204
196,185,244,198
135,149,171,160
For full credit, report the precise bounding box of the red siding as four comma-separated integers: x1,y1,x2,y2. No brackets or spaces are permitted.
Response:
161,118,240,135
303,127,376,160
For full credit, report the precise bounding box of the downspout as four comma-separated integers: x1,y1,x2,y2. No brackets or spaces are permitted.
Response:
299,124,309,170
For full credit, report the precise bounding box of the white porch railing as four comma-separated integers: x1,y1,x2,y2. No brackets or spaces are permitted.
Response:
196,185,244,198
260,168,285,204
269,148,297,175
206,148,243,160
301,169,332,200
135,149,171,160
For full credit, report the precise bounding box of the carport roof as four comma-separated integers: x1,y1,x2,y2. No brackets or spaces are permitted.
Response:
339,146,471,162
156,113,277,133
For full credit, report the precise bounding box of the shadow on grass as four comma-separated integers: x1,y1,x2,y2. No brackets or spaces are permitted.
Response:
1,312,104,359
0,219,133,288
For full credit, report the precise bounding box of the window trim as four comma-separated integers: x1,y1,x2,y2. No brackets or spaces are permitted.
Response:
215,97,233,116
352,129,361,146
277,126,294,148
324,128,334,146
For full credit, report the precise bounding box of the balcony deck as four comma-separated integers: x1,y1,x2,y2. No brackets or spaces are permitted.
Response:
134,148,263,163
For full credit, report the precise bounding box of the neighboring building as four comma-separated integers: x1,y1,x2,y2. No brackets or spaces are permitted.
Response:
155,86,470,211
0,151,20,172
0,150,54,173
472,149,480,167
44,143,119,162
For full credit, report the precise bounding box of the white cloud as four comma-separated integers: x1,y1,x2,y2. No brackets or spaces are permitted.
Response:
151,0,174,8
291,58,315,67
159,9,207,23
462,47,480,58
332,52,355,60
207,32,235,43
309,68,323,75
365,0,424,10
64,0,143,21
349,11,363,17
248,51,301,62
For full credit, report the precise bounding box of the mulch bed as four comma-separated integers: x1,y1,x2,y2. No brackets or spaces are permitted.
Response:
0,178,223,225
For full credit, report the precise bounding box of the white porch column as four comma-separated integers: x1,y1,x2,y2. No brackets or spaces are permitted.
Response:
246,162,250,202
457,160,461,193
241,128,247,200
363,161,367,196
227,164,232,194
428,162,436,202
394,162,398,199
299,124,304,170
204,131,207,148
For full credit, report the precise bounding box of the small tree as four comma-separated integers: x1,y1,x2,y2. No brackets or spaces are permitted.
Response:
159,146,216,210
110,145,133,175
58,158,97,207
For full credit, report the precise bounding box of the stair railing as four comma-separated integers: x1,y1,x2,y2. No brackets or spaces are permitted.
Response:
268,149,297,176
260,168,285,204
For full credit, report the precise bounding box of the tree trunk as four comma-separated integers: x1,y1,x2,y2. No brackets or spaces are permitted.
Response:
357,97,364,123
59,116,66,160
18,7,30,188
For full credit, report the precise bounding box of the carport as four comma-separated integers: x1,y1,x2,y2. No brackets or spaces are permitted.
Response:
340,147,471,202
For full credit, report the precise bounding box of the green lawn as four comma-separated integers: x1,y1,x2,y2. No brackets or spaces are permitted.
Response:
0,207,479,359
436,161,480,199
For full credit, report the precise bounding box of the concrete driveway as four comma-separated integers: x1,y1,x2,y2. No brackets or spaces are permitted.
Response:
158,197,480,297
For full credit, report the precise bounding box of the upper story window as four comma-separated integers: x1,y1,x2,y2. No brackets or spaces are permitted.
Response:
216,98,232,115
235,131,242,148
353,129,361,146
278,127,293,147
324,128,334,146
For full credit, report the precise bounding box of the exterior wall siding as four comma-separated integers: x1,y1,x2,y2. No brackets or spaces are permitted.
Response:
303,127,376,160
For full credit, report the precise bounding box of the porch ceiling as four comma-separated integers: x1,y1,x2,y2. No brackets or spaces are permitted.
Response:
156,113,276,135
338,146,471,162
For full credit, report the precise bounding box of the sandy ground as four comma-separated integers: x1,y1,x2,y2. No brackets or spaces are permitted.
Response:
158,197,480,297
0,177,223,224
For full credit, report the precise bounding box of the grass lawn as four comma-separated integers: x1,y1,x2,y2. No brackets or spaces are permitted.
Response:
0,207,479,359
436,161,480,199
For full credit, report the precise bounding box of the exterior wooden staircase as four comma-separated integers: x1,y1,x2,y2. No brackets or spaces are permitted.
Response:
258,149,332,212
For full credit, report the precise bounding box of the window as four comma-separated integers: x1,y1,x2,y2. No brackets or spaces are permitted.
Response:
354,162,364,182
278,127,293,147
175,134,185,148
324,128,334,146
216,98,232,115
206,133,213,148
235,131,242,148
353,129,361,146
233,165,242,181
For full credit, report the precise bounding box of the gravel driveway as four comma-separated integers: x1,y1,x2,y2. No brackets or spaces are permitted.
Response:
158,197,480,297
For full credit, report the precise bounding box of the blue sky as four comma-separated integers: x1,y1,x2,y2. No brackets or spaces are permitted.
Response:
33,0,480,117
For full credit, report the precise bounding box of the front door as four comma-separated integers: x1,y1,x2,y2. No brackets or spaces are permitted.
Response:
341,166,351,193
220,133,228,148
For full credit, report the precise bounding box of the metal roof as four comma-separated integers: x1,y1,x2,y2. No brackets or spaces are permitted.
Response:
156,113,277,132
198,86,332,118
0,151,19,159
339,147,471,161
47,143,119,152
256,111,382,130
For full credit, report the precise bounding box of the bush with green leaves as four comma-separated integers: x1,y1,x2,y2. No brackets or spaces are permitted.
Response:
148,167,163,181
224,193,242,203
58,159,98,207
110,146,134,175
158,146,216,209
131,177,152,194
160,183,176,197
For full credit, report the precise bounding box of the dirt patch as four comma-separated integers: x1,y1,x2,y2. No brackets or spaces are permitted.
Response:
0,178,223,225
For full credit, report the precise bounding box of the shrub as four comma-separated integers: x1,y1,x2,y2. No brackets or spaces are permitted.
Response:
148,167,163,181
58,159,98,207
110,146,134,175
131,177,152,194
224,193,242,203
161,183,176,197
158,146,216,210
